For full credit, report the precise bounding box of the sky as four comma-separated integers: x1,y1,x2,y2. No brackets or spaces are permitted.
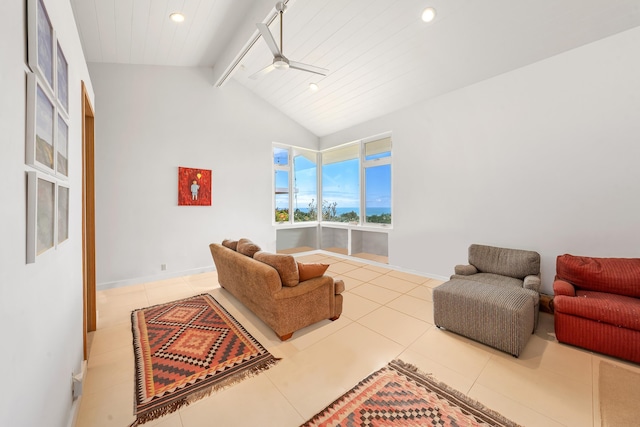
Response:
275,149,391,212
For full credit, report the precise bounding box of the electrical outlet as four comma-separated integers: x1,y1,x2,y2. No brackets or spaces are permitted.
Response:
161,264,167,271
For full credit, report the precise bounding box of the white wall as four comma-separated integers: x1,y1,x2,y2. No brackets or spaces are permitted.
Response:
88,64,318,287
0,0,94,426
320,27,640,293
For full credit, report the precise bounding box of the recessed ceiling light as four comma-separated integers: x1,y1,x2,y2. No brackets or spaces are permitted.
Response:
421,7,436,23
309,83,319,92
170,12,185,23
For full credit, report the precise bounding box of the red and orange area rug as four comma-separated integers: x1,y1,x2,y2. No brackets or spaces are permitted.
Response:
302,359,521,427
130,294,279,426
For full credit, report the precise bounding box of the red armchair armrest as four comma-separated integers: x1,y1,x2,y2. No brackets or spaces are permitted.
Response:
553,279,576,297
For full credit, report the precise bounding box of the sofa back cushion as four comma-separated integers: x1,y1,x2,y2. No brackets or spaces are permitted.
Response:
556,254,640,298
237,238,261,257
469,244,540,279
254,252,299,287
221,239,238,251
297,262,329,281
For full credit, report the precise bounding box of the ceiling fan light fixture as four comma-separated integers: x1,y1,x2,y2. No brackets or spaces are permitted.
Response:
169,12,185,23
421,7,436,23
309,83,319,91
273,58,289,69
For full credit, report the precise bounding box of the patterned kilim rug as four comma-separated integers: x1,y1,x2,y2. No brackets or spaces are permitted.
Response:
130,293,279,426
302,359,521,427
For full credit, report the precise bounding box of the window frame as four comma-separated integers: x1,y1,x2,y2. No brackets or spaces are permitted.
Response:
272,144,320,226
272,133,392,229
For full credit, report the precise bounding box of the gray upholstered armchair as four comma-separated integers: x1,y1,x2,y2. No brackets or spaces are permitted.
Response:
451,244,541,292
450,244,542,325
433,244,543,357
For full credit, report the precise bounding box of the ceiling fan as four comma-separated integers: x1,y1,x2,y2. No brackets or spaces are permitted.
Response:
249,2,328,80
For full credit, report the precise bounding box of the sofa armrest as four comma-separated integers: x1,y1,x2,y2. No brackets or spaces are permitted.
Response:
274,275,334,300
454,264,478,276
334,279,345,295
523,275,541,293
553,279,576,297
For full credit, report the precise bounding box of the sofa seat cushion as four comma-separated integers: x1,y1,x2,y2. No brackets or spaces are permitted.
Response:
254,251,299,287
557,255,640,297
450,272,523,289
554,291,640,331
237,238,261,257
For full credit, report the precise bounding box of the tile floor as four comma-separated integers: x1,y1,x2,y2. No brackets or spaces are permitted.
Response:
76,252,640,427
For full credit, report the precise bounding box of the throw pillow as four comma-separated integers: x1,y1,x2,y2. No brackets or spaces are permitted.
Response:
221,239,238,251
297,262,329,281
237,238,261,257
254,252,299,287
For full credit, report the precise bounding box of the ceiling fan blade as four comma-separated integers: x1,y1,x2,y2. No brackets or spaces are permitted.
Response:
256,23,281,57
288,61,329,76
249,63,276,80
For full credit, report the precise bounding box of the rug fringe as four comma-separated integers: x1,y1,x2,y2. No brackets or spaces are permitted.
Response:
130,358,280,426
390,359,522,427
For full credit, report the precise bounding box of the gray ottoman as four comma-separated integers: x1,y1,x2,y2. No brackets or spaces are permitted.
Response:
433,279,537,357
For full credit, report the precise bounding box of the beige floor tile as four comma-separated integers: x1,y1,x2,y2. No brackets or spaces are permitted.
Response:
386,270,431,284
340,258,367,267
397,348,476,395
75,380,136,427
406,284,433,301
332,275,364,291
179,374,303,427
100,283,146,296
295,254,333,263
85,346,134,393
386,294,433,323
285,315,351,352
368,274,418,293
97,290,149,310
145,413,183,427
349,283,402,305
511,334,593,385
268,322,403,420
358,306,431,346
88,321,132,357
145,284,201,306
424,278,445,288
96,305,136,329
341,267,383,282
341,292,381,321
469,383,565,427
408,327,492,379
143,277,188,290
476,357,593,427
326,261,360,274
362,264,392,274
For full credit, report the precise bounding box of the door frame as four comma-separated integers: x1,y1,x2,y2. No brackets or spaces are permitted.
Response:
81,81,96,359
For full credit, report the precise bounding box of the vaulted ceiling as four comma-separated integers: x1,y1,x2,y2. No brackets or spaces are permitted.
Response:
71,0,640,137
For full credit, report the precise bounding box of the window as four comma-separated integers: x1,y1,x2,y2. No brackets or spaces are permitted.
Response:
273,145,318,224
321,144,360,222
273,135,391,226
273,147,290,222
292,149,317,222
363,137,392,224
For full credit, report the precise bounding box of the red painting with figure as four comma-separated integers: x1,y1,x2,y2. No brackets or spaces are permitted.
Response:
178,167,211,206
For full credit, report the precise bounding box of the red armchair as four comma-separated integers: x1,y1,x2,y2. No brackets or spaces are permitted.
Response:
553,254,640,364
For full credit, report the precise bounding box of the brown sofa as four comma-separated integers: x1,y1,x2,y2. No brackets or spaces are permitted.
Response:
209,241,344,341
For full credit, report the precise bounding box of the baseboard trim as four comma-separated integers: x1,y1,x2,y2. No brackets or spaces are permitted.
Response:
97,266,215,291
